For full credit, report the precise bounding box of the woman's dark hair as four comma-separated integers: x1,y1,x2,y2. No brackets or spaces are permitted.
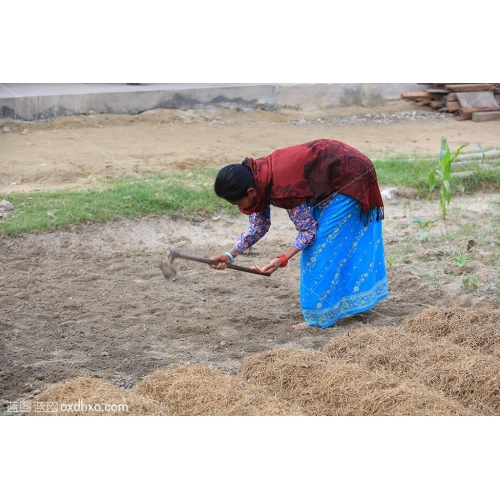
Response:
214,161,255,201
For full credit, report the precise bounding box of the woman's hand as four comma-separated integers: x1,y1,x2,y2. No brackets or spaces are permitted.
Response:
252,257,282,275
209,253,232,270
252,247,300,275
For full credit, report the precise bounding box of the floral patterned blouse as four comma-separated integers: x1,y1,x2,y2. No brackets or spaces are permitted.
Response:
234,202,318,254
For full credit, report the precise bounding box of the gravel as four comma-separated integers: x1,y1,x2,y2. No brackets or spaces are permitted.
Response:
290,110,448,127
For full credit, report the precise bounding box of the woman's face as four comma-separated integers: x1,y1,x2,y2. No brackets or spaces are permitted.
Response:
228,188,257,210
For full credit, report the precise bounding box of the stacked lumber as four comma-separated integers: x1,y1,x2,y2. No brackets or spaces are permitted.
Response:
402,83,500,121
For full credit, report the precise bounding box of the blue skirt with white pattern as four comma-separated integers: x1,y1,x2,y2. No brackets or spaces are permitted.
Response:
300,194,389,328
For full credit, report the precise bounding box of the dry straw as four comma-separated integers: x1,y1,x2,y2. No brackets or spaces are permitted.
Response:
405,306,500,356
25,306,500,416
27,374,166,416
134,363,302,416
239,349,471,416
323,319,500,415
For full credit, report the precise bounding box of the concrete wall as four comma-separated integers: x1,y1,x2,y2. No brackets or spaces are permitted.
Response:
277,83,425,109
0,83,426,121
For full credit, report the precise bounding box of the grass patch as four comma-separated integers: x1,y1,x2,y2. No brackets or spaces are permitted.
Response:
0,170,239,237
1,152,500,237
374,154,500,195
373,155,436,191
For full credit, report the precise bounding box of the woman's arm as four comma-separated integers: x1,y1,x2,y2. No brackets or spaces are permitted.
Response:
252,203,317,274
287,203,317,250
234,206,272,254
210,206,271,269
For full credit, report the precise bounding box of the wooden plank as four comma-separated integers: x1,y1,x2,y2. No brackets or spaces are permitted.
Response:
401,91,432,99
472,111,500,122
461,106,500,113
457,91,498,109
445,83,495,92
429,100,445,109
457,106,500,120
446,101,461,112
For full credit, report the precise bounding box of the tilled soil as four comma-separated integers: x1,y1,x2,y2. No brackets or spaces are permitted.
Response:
1,103,499,407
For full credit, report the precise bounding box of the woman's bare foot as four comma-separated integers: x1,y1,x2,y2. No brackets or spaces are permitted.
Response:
292,322,319,330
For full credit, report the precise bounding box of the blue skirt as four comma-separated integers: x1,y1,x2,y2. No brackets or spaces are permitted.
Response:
300,194,389,328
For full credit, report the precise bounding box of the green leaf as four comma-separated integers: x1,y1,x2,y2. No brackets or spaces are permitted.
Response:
411,216,425,227
428,171,436,193
443,180,452,199
440,197,446,218
424,216,441,226
439,137,451,167
453,142,485,165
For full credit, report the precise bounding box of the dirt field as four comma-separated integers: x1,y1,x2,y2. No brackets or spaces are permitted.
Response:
1,101,500,409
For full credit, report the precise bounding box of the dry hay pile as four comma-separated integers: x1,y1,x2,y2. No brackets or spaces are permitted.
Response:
25,306,499,416
239,348,471,416
134,363,302,416
26,374,166,416
405,306,500,356
323,308,500,415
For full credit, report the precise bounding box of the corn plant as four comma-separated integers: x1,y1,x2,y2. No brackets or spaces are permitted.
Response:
411,216,441,241
451,253,472,269
386,256,395,271
428,137,484,219
462,275,480,292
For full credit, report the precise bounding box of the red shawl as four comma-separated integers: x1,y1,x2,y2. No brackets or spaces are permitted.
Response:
240,139,384,222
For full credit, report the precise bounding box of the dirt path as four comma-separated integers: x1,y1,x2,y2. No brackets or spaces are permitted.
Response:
1,102,500,405
2,102,500,194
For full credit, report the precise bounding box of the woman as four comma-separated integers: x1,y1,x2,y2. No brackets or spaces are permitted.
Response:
210,138,388,329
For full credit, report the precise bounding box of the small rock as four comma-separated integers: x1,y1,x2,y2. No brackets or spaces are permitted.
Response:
101,351,109,357
20,129,29,135
220,341,227,347
3,127,10,133
0,200,14,211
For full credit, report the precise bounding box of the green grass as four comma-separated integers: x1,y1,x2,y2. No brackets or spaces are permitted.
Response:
1,152,500,237
0,170,239,237
373,154,500,194
373,155,437,191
